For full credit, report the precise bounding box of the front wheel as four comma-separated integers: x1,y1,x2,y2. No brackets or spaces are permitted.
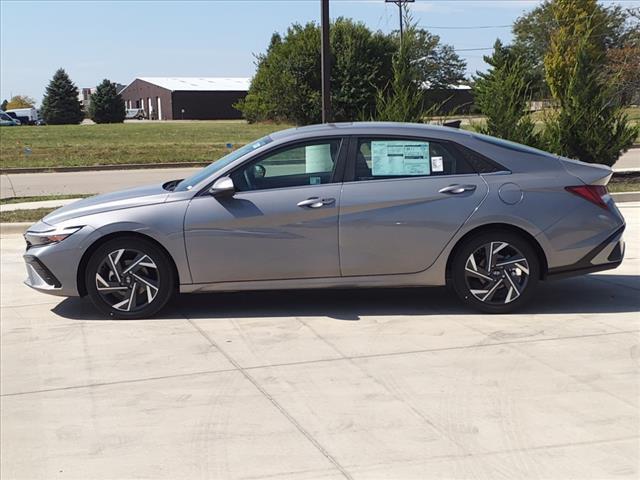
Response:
450,232,540,313
85,237,175,319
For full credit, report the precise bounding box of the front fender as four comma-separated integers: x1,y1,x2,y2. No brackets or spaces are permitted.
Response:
70,200,192,288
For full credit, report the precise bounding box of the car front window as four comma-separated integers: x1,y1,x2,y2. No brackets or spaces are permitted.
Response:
174,136,273,191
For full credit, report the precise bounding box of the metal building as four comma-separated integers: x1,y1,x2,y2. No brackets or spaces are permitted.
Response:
119,77,250,120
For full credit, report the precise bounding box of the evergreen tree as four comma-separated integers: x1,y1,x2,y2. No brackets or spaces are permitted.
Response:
41,69,84,125
1,99,8,111
473,40,539,147
374,19,424,123
543,32,638,166
89,79,126,124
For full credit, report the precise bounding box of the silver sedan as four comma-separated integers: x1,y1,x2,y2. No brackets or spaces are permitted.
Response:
23,122,625,318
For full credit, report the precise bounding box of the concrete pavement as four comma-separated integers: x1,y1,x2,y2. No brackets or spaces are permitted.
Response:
615,147,640,171
0,197,82,213
1,148,639,199
1,204,638,479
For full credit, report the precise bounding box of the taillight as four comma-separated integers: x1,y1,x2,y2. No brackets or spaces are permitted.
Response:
565,185,610,210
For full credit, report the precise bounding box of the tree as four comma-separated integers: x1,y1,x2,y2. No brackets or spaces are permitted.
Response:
1,99,7,111
374,19,425,123
606,8,640,104
542,31,638,166
512,0,630,97
473,40,539,147
330,20,395,122
237,18,464,125
89,79,126,123
40,68,84,125
6,95,36,109
239,19,395,124
544,0,603,100
408,29,466,89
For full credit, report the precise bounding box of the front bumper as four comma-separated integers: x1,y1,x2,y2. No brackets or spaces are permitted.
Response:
22,222,93,297
546,225,625,280
23,255,69,296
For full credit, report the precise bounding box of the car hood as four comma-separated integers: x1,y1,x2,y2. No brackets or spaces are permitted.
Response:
43,183,170,225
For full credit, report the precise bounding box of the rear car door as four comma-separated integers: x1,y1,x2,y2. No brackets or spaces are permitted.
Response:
184,137,346,284
339,136,488,276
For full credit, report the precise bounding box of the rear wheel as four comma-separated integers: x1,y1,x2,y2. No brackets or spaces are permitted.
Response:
450,231,540,313
85,237,175,319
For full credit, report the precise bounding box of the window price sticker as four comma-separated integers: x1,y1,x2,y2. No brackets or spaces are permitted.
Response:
431,156,444,172
371,141,430,176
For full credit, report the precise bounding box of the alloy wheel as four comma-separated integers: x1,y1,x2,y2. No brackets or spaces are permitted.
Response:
464,241,530,305
95,249,160,312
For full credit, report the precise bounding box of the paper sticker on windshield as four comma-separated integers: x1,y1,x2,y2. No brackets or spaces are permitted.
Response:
371,141,430,176
431,156,444,172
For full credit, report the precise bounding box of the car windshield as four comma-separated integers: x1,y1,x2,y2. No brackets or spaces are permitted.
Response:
175,136,273,191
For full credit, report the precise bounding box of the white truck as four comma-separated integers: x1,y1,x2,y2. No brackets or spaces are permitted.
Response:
5,107,39,125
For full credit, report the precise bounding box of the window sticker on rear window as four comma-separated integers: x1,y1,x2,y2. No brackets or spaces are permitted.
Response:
371,141,430,176
431,156,444,172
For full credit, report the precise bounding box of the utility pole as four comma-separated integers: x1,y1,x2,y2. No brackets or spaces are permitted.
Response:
321,0,331,123
385,0,414,43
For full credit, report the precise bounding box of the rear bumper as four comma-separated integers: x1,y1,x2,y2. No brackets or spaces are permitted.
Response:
546,225,625,280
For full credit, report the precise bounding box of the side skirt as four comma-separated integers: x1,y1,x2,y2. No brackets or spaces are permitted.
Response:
180,272,444,294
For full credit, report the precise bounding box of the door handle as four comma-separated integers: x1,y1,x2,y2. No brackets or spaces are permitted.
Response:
438,184,477,195
297,197,335,208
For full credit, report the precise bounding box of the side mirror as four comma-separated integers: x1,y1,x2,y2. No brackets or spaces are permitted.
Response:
209,176,235,197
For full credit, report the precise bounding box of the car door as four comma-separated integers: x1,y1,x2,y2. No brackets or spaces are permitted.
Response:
184,137,346,284
339,136,488,276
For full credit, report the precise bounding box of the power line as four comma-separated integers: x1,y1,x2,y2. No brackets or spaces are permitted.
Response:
420,24,511,29
453,47,494,51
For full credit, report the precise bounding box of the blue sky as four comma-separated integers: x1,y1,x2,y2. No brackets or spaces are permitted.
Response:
1,0,637,104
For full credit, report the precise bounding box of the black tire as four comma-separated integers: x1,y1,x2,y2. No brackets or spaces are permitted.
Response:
450,231,540,314
85,236,175,319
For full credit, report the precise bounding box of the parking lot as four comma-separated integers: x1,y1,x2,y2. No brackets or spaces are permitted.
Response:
1,203,638,480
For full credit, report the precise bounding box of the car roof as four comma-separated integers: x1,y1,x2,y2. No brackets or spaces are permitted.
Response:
270,122,475,142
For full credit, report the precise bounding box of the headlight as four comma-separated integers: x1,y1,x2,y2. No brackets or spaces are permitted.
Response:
24,226,82,248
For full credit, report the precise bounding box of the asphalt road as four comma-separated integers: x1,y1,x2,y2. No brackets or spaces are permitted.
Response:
1,204,638,479
1,148,639,199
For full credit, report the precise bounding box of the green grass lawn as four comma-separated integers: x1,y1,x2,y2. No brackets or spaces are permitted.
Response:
0,113,637,170
0,208,55,223
608,180,640,193
0,121,290,169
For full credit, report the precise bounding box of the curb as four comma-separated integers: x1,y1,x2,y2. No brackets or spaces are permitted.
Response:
0,162,209,175
0,222,31,235
612,169,640,178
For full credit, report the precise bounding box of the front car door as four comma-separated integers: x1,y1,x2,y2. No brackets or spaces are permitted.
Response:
184,137,345,284
339,136,489,276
